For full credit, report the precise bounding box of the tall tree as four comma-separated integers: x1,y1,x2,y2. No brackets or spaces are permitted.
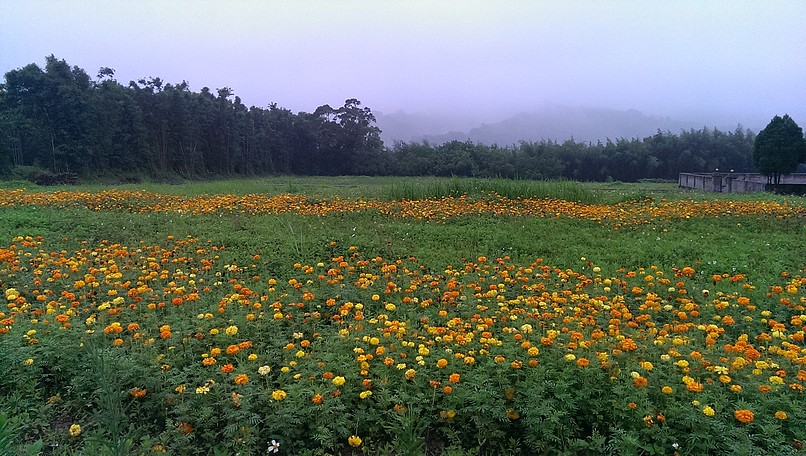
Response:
753,114,806,185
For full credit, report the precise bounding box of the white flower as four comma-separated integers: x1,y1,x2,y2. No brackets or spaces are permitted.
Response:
258,365,271,376
267,439,280,453
672,443,680,449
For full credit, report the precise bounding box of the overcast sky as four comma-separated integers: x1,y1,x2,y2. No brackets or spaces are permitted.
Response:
2,1,805,129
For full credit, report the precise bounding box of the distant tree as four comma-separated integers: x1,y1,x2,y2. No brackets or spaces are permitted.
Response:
753,114,806,186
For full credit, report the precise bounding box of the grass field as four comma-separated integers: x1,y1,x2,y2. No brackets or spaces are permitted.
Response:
0,177,804,455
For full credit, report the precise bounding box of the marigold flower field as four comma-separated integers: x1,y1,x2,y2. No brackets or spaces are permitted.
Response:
0,184,804,455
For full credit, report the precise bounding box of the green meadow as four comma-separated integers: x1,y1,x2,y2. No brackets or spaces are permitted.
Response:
0,177,804,455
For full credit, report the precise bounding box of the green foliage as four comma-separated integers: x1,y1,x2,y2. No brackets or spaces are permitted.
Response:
753,114,806,185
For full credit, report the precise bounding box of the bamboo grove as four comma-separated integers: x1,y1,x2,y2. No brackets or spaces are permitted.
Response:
0,56,764,183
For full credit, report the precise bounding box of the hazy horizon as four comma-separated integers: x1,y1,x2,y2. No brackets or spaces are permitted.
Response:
2,1,805,135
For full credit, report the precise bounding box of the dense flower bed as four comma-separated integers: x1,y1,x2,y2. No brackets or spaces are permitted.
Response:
1,235,803,454
1,188,804,226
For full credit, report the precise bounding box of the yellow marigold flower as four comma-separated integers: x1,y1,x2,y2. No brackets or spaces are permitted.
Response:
359,390,373,399
68,423,81,437
332,376,345,387
775,411,788,420
564,354,576,362
23,358,34,366
702,406,715,416
5,288,19,300
225,325,238,336
769,375,784,385
348,435,362,447
661,386,673,394
404,368,417,380
436,358,448,368
272,389,287,401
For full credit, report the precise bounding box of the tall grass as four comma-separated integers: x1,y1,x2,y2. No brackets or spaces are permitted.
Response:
380,177,618,204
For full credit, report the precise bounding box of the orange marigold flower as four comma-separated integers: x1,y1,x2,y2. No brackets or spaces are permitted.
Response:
221,364,234,373
130,387,147,398
734,409,754,423
686,381,704,393
576,358,590,368
233,374,249,385
620,338,638,351
177,422,193,435
449,373,460,384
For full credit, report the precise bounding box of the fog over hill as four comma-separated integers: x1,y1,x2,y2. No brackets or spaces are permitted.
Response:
375,106,749,146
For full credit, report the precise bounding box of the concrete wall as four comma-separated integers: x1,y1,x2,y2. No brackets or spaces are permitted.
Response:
678,173,806,193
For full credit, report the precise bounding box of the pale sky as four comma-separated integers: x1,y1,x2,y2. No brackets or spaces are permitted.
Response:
2,0,805,129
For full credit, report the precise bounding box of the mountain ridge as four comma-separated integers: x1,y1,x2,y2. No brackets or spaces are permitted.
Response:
375,106,739,146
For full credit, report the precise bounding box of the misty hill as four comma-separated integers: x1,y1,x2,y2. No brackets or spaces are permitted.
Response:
376,106,709,146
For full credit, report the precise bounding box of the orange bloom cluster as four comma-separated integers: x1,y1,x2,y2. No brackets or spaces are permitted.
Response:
1,189,803,226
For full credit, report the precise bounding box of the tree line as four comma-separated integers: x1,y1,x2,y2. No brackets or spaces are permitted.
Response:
0,56,776,183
